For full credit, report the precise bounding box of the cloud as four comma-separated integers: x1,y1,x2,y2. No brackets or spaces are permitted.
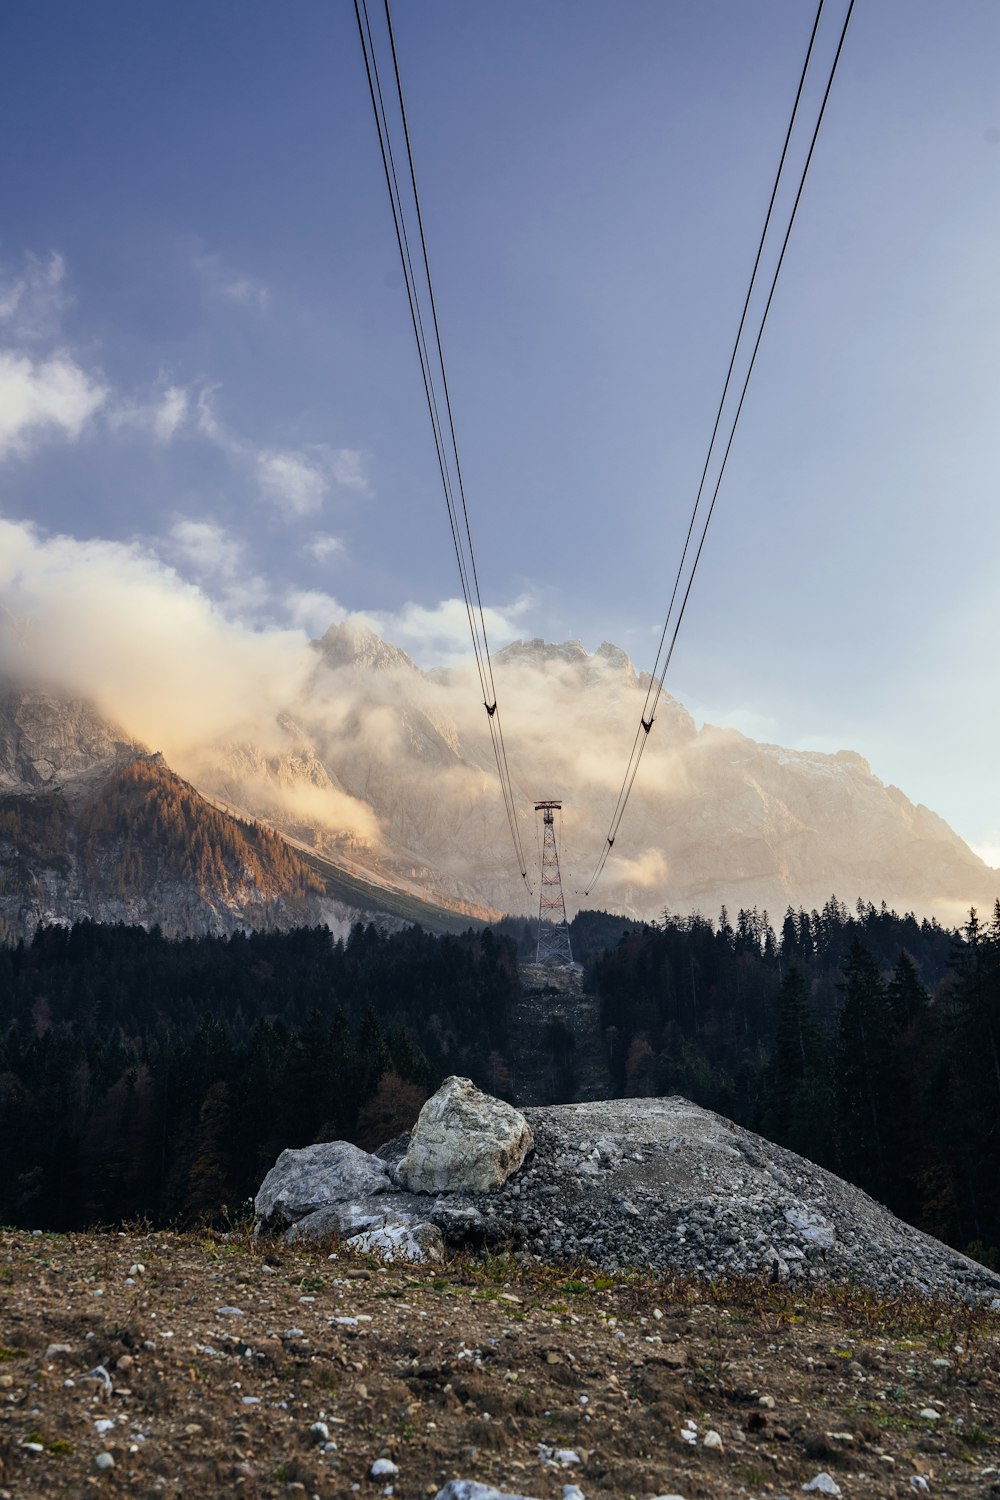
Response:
971,840,1000,871
328,447,368,493
196,389,365,519
308,533,345,562
606,847,670,889
0,517,311,759
169,518,243,577
286,589,348,636
359,593,536,666
166,518,271,616
193,251,269,312
109,382,188,444
0,349,108,460
0,251,68,340
257,449,328,516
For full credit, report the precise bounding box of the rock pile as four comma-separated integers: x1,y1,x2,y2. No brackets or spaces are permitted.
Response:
255,1080,1000,1303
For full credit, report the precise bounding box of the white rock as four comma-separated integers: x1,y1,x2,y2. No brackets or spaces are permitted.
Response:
784,1203,836,1251
802,1475,841,1496
346,1221,445,1264
284,1191,429,1244
95,1452,115,1471
255,1141,391,1228
397,1076,534,1194
909,1479,930,1493
371,1457,399,1478
434,1485,542,1500
562,1487,586,1500
918,1407,941,1420
703,1428,723,1451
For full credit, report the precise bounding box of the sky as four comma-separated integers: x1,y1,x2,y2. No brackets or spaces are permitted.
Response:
1,0,999,867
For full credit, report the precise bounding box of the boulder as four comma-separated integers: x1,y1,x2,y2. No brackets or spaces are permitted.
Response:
346,1221,445,1263
397,1076,533,1195
434,1485,541,1500
255,1141,391,1230
282,1191,430,1244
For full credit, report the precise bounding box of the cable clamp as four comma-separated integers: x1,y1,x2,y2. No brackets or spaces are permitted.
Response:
641,716,654,734
484,701,497,717
607,836,615,848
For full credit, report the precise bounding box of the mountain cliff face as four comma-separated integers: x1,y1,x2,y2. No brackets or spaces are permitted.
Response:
0,688,341,940
177,627,997,926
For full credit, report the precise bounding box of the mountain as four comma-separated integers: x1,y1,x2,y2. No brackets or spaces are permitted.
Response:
2,626,996,934
0,686,429,939
179,627,998,926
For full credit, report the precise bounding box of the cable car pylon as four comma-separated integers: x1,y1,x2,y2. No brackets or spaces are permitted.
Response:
534,801,573,966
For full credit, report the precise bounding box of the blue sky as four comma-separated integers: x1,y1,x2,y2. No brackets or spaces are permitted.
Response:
2,1,999,865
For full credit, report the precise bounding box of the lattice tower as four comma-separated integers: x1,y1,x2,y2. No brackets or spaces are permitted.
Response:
534,800,573,966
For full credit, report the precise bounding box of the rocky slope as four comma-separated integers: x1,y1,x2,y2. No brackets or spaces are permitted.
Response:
0,686,373,940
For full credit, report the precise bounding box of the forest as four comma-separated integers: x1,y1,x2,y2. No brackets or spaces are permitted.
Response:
1,895,999,1267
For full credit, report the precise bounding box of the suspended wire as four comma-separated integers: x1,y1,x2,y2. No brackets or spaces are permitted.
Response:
353,0,532,889
585,0,855,896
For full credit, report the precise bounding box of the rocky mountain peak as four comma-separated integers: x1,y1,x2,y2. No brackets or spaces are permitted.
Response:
314,620,420,675
0,685,143,795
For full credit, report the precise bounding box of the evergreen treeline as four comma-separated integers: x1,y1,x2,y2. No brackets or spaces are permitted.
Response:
2,896,999,1267
0,920,517,1231
592,896,1000,1266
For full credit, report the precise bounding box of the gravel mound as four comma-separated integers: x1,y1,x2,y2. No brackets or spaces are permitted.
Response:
439,1096,1000,1304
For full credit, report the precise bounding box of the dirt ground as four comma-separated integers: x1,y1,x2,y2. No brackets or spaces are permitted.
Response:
1,1227,998,1500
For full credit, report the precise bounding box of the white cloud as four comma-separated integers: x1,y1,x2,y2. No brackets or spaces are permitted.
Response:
167,517,271,617
308,533,345,562
169,518,243,577
196,388,357,519
257,449,328,516
0,349,108,460
286,589,348,636
0,517,310,760
329,447,368,493
0,251,68,340
359,593,536,666
193,251,269,312
971,841,1000,871
109,382,188,444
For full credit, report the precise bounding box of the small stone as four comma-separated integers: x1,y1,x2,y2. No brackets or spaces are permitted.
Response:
95,1452,115,1471
44,1343,73,1362
759,1393,776,1409
310,1422,330,1444
115,1354,133,1371
918,1408,940,1420
802,1475,840,1496
563,1487,586,1500
217,1306,244,1317
371,1458,399,1478
909,1480,930,1493
703,1429,723,1451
